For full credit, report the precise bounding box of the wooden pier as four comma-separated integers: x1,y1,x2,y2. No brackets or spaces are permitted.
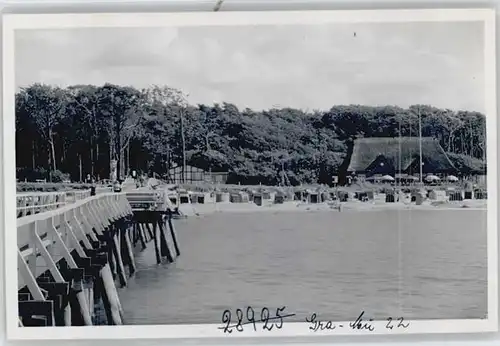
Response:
16,187,180,327
16,186,113,218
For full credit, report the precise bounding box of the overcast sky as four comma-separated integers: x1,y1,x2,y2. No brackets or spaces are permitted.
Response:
15,21,485,112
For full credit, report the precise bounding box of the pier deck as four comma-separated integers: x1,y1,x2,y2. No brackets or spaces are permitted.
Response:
16,187,180,327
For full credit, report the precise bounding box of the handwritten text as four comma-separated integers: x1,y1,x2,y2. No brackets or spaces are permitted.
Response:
219,306,296,333
306,311,410,333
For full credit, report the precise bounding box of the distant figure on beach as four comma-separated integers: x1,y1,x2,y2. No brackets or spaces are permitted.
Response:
113,180,122,192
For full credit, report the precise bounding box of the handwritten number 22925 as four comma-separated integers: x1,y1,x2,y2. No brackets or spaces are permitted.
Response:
220,307,293,333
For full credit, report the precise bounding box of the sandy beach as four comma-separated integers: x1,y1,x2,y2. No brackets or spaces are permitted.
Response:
179,198,487,217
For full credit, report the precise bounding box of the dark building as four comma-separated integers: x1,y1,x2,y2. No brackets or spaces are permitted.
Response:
167,165,228,184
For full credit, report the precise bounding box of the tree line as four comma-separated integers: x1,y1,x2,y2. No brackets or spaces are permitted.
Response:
15,83,487,185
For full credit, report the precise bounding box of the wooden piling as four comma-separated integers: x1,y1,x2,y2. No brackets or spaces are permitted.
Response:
64,304,72,326
68,288,91,326
94,271,112,325
105,229,117,279
167,211,181,257
100,263,123,325
88,284,94,321
55,262,74,326
152,222,162,264
138,223,147,250
145,222,154,240
131,223,138,247
76,290,93,325
122,224,137,275
158,218,174,263
69,268,93,326
82,284,91,319
111,231,127,287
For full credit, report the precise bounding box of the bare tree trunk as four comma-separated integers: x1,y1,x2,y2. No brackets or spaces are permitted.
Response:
180,109,186,183
91,105,97,178
32,140,36,170
45,125,51,175
205,133,211,151
470,123,474,157
481,138,486,162
127,141,130,175
166,143,171,183
49,130,57,172
461,133,465,154
123,136,131,178
47,143,51,176
120,148,125,179
90,136,95,178
448,131,454,153
96,142,100,178
79,154,83,182
109,138,114,180
115,120,122,182
116,144,121,181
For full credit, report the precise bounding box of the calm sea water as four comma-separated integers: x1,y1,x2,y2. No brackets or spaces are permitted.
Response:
117,209,488,325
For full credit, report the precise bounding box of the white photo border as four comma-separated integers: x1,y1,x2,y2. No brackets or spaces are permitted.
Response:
2,8,498,340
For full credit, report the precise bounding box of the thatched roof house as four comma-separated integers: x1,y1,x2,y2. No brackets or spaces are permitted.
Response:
447,153,486,175
347,137,457,176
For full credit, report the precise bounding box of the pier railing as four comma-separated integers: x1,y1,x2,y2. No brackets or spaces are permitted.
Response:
17,192,131,288
17,192,132,326
16,186,113,218
17,187,181,327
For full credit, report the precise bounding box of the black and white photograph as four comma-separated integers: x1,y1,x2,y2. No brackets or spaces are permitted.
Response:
3,9,498,339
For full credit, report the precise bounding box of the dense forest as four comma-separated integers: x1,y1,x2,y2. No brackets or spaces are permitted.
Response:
15,83,487,186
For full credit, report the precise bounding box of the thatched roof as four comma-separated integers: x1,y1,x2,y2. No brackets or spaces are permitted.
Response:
347,137,456,174
447,153,486,175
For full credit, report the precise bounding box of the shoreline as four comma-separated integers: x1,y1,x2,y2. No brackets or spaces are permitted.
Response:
179,199,487,217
